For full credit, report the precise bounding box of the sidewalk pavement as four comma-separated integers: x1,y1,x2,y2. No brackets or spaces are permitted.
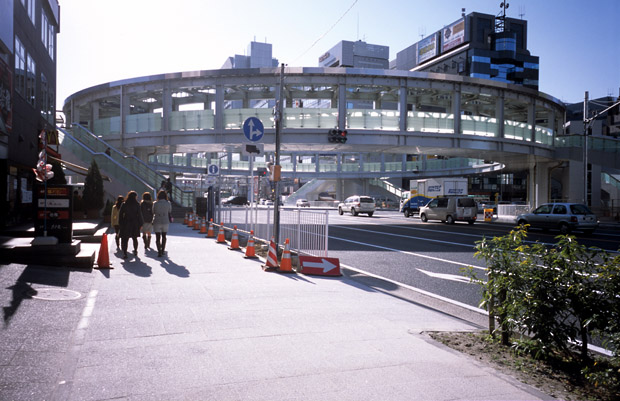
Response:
0,223,554,401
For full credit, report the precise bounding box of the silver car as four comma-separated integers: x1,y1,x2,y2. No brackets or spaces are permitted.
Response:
516,203,598,235
338,195,376,217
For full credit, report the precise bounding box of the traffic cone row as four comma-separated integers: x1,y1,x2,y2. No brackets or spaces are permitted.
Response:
262,236,279,271
199,219,207,234
228,226,241,250
244,230,258,259
278,238,293,273
216,222,226,243
206,218,215,238
193,216,201,230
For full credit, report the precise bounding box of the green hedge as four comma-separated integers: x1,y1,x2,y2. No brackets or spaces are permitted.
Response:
464,226,620,390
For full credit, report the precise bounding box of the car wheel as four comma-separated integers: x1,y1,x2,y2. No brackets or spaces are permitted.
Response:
338,207,343,215
420,213,428,222
404,210,410,218
446,215,455,224
559,222,570,235
351,207,358,216
367,212,373,217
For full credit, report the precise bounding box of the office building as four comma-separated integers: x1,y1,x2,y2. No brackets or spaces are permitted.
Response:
318,40,389,69
1,0,60,229
221,41,279,69
393,11,539,90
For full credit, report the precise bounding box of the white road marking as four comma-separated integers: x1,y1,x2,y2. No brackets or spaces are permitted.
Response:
328,234,487,271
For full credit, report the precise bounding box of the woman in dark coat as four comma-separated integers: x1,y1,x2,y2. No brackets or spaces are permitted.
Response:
119,190,143,258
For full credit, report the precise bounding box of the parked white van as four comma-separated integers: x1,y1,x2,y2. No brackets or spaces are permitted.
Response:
419,197,478,224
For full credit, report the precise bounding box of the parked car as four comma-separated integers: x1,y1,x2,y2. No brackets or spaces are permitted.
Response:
222,196,249,205
419,197,478,224
296,199,310,207
516,203,598,234
338,195,376,217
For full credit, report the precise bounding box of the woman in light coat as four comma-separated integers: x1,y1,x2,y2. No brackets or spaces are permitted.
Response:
152,190,172,257
110,195,124,250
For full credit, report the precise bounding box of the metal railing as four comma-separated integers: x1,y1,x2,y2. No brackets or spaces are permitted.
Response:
217,206,329,257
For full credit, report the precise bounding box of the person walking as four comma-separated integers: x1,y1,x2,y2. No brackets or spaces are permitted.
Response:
152,190,172,257
119,191,143,258
110,195,124,250
140,192,154,251
165,177,173,203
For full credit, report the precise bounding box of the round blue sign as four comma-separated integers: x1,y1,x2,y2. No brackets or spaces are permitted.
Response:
243,117,264,142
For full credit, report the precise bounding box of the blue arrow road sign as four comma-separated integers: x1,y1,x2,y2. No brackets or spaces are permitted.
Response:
243,117,264,142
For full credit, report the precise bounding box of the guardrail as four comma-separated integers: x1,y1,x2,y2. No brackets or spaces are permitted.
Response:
218,206,329,257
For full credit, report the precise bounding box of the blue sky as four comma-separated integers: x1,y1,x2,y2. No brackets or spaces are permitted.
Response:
57,0,620,108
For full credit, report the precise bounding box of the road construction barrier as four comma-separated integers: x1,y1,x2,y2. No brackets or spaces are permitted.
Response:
216,222,226,243
199,218,207,234
228,225,241,250
278,238,293,273
244,230,258,259
206,218,215,238
184,212,188,225
187,213,194,228
262,236,278,271
193,216,201,230
484,208,494,222
95,233,112,269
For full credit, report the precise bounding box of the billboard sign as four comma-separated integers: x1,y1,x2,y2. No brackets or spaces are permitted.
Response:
442,18,465,53
417,33,438,64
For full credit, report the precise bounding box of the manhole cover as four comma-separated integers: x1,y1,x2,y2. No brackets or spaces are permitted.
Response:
27,287,82,301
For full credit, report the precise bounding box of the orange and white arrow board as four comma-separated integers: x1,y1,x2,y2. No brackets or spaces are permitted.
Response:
298,256,341,276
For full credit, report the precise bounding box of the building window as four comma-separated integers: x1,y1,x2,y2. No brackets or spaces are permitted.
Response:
27,55,36,106
23,0,36,25
15,37,26,96
41,12,55,60
41,73,48,119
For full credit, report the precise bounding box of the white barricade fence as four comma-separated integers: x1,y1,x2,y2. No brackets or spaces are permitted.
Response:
219,206,329,257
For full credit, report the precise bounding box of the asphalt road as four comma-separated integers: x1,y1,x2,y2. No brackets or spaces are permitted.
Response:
328,210,620,310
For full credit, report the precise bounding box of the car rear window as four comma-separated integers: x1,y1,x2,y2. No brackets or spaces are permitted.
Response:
360,197,374,203
457,198,476,207
570,204,593,215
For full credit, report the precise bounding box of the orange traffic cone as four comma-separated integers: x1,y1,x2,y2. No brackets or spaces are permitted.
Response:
183,212,188,225
244,230,258,259
228,225,241,250
206,218,215,238
262,236,279,271
95,233,113,269
199,218,207,234
216,222,226,243
193,216,201,230
278,238,294,273
187,213,194,228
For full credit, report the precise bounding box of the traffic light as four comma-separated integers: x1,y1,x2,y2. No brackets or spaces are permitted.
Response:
338,129,348,143
328,129,348,143
328,129,339,143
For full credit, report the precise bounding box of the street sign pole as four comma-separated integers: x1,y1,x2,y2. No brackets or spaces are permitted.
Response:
273,63,284,248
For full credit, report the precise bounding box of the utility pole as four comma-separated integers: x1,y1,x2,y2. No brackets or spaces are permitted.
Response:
273,63,284,247
583,91,589,205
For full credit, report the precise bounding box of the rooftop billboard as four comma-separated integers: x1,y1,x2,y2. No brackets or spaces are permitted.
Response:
442,18,465,52
417,33,439,64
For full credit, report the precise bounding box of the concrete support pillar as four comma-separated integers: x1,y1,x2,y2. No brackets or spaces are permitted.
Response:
337,178,343,202
560,160,585,203
215,85,224,131
162,82,172,132
527,102,536,141
528,162,551,207
496,93,504,138
338,83,347,129
91,102,99,129
72,100,80,126
452,86,461,134
399,85,407,132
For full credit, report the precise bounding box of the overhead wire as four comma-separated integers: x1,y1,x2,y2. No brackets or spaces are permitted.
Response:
291,0,359,65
